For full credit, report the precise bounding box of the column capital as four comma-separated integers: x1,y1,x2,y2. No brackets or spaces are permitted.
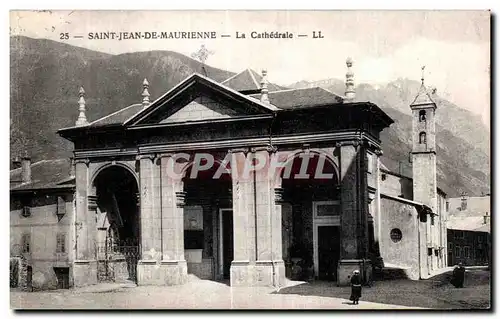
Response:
136,153,156,161
228,147,250,155
336,139,362,149
74,158,90,166
250,145,277,153
157,153,175,159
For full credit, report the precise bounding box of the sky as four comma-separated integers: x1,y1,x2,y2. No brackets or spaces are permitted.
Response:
9,10,491,128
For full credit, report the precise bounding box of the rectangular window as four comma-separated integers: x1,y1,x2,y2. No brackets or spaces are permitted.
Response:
56,233,66,253
446,201,449,212
367,153,374,174
463,246,470,258
427,248,432,256
448,242,453,250
22,233,31,253
56,196,66,219
455,231,464,239
316,203,340,217
431,215,435,226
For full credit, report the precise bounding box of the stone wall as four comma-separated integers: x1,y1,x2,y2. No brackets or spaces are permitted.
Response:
379,197,420,280
10,256,28,291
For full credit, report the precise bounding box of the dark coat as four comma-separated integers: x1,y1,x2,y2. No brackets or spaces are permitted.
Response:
350,274,362,300
451,266,465,288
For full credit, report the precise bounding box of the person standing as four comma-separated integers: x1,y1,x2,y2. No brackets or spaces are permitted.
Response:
451,263,466,288
350,270,362,305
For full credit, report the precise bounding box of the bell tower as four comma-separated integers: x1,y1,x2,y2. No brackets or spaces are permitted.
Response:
411,66,437,209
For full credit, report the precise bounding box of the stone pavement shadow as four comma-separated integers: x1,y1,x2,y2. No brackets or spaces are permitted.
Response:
271,271,491,310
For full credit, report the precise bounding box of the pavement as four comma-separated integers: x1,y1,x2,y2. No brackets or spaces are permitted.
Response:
11,277,421,310
10,270,490,310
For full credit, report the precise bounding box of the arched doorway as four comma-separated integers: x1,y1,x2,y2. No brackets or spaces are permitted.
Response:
181,159,232,281
279,152,340,281
93,165,140,283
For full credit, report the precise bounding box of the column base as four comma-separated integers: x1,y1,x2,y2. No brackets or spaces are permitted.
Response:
230,260,285,287
73,260,97,287
337,259,372,286
137,260,187,286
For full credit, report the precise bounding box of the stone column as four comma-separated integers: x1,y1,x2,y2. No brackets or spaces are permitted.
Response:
230,149,257,286
158,153,187,285
337,141,370,286
254,148,285,287
73,158,97,287
136,154,163,285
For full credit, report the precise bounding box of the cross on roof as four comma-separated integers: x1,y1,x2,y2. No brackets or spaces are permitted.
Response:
191,45,214,65
191,45,214,76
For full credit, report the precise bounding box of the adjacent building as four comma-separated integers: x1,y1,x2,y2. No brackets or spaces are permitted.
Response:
447,194,491,266
10,157,75,290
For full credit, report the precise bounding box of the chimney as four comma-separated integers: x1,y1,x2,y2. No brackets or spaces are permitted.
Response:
142,78,150,108
21,151,31,184
69,157,75,177
12,155,22,169
345,57,355,101
260,70,269,104
483,212,489,225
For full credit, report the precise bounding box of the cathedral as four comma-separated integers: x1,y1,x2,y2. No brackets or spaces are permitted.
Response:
10,58,448,289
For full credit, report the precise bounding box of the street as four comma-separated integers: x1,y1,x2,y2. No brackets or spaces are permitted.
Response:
11,270,490,310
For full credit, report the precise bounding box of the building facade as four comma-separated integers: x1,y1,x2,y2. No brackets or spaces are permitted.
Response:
10,158,75,290
11,58,449,289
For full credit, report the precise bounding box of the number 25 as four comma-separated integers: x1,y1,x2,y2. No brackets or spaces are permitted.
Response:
60,33,69,40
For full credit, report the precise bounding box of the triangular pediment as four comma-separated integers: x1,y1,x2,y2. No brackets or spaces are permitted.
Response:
160,95,239,124
125,73,278,127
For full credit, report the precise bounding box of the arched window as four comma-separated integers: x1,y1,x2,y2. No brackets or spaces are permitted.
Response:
419,110,426,122
419,132,427,144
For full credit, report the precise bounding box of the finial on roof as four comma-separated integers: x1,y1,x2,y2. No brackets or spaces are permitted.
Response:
142,78,150,108
345,57,355,101
75,86,88,126
260,69,269,104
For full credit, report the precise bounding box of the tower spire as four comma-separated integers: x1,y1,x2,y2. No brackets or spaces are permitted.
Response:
75,86,88,126
345,57,355,101
421,65,426,85
411,66,436,107
142,78,150,108
260,69,269,104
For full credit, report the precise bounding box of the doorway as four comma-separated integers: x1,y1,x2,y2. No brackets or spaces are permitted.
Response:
219,209,233,279
317,226,340,280
26,265,32,291
54,267,70,289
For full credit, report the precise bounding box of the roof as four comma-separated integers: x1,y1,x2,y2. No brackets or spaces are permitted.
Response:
10,158,75,192
380,167,447,197
124,72,279,126
380,192,433,214
221,68,283,92
90,103,143,127
448,216,490,233
447,195,490,218
411,82,436,107
249,87,343,109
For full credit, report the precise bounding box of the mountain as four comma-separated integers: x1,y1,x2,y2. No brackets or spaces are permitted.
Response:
10,36,233,164
290,79,490,197
10,36,490,197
